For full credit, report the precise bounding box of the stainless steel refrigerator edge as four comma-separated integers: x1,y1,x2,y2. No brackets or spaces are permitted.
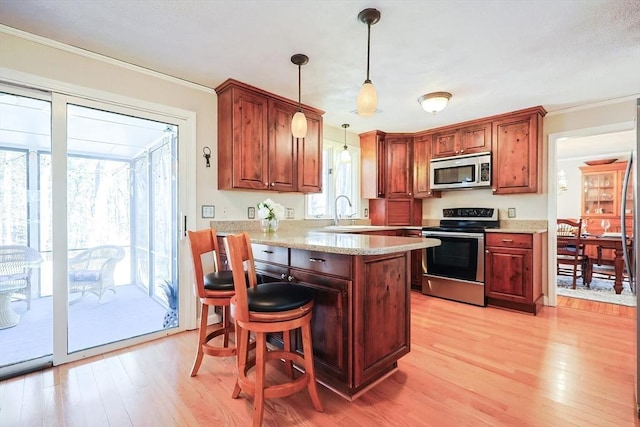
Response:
634,98,639,418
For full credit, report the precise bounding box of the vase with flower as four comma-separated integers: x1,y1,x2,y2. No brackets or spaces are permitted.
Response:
257,198,285,233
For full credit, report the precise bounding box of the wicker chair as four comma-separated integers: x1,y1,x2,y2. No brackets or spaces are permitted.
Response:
0,245,43,311
68,245,125,302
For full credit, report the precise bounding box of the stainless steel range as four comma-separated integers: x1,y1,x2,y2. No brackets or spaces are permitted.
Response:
421,208,499,306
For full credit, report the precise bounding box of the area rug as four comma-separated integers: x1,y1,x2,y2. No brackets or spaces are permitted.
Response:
557,276,636,307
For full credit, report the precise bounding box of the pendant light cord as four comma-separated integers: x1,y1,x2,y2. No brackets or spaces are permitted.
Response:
365,23,371,83
298,64,302,111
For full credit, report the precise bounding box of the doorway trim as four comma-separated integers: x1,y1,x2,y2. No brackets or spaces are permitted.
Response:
547,120,635,306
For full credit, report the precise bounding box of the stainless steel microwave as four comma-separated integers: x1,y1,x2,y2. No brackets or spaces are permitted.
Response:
430,152,492,190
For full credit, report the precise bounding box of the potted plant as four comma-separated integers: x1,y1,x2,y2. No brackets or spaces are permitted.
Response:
160,279,178,328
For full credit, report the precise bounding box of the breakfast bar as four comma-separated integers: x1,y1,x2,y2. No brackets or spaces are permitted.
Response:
217,229,440,400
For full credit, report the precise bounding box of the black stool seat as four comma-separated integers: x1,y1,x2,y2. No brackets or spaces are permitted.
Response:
247,282,313,312
204,270,235,291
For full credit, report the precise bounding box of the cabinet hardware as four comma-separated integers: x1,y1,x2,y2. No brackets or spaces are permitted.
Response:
501,239,514,243
262,250,274,254
281,273,286,279
308,257,326,263
287,275,294,281
270,182,275,187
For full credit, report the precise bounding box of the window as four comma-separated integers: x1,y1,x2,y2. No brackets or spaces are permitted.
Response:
306,139,360,220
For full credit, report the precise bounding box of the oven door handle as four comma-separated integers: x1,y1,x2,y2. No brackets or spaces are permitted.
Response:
422,231,484,239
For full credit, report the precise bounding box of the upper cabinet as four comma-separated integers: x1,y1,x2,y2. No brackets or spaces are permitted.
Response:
412,133,440,199
385,134,413,198
215,79,324,193
360,130,386,198
432,122,491,158
360,131,414,199
491,107,545,194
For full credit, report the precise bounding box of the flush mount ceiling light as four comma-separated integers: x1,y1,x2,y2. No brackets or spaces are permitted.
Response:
340,123,351,163
418,92,452,114
356,8,381,118
291,53,309,138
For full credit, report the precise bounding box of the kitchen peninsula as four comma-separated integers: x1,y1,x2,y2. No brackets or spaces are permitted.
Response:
216,229,440,399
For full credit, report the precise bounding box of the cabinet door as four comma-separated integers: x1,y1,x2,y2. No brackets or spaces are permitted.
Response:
232,88,270,190
485,246,532,302
581,169,617,216
432,130,459,158
413,134,439,198
354,252,410,387
289,268,350,385
492,112,540,194
360,131,386,198
268,99,297,191
385,136,412,198
459,123,491,155
297,112,322,193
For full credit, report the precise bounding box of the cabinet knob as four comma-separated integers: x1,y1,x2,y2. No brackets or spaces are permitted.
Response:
265,182,269,187
460,149,465,153
492,188,496,192
408,192,412,196
485,250,489,253
270,182,275,187
280,273,286,279
287,275,294,282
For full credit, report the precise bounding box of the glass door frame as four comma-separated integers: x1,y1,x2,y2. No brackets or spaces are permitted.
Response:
0,75,197,369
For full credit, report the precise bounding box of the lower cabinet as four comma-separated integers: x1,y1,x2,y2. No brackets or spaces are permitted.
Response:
485,232,545,314
248,243,410,397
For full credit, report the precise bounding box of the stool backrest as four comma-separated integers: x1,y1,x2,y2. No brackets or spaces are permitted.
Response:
188,228,222,299
224,232,259,322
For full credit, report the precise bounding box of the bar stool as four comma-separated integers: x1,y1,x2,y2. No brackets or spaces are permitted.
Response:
187,228,236,376
224,232,323,427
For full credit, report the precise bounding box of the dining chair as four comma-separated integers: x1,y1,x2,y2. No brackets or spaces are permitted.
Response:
187,228,237,377
556,218,589,288
0,245,43,311
224,232,323,427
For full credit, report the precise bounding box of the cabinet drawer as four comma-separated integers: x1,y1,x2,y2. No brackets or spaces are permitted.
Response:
290,249,351,278
252,244,288,265
486,233,532,249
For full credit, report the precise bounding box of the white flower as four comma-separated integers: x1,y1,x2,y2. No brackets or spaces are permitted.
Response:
257,199,285,221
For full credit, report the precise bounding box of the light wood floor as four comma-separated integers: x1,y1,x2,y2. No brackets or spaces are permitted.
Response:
1,292,637,426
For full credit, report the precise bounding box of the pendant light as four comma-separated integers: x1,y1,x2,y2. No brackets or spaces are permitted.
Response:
290,53,309,138
418,92,452,114
357,8,381,118
340,123,351,163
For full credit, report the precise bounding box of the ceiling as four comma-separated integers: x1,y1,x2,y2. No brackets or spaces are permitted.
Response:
1,0,639,137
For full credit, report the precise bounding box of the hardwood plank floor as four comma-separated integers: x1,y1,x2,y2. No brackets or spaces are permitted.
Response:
1,292,637,426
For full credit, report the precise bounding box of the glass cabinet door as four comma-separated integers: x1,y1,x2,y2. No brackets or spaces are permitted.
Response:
582,171,617,216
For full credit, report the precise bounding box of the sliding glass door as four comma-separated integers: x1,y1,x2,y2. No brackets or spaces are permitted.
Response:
0,84,189,377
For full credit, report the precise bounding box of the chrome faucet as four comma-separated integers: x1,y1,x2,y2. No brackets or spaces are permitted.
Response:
334,195,353,226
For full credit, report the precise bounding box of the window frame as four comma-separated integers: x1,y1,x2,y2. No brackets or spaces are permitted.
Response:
305,138,361,220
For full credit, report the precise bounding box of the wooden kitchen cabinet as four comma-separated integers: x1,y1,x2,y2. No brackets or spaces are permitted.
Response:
404,229,425,291
239,243,411,398
368,198,422,226
431,122,491,159
491,107,545,194
360,131,413,199
385,135,413,198
412,133,440,199
360,130,386,198
215,78,324,193
485,232,544,314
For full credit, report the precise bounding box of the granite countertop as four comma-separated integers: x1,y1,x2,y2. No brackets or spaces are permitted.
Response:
217,230,440,255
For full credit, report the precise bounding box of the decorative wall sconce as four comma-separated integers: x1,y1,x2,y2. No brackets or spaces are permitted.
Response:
356,8,381,117
290,53,309,138
203,146,211,167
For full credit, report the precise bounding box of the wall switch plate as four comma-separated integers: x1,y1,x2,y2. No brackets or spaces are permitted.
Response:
247,207,255,219
202,205,215,218
286,208,294,219
364,208,369,218
508,207,516,218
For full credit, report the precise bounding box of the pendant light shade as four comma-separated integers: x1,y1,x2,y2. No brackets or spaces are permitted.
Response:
418,92,452,114
291,111,307,138
340,123,351,163
356,8,381,118
357,82,377,118
290,53,309,138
